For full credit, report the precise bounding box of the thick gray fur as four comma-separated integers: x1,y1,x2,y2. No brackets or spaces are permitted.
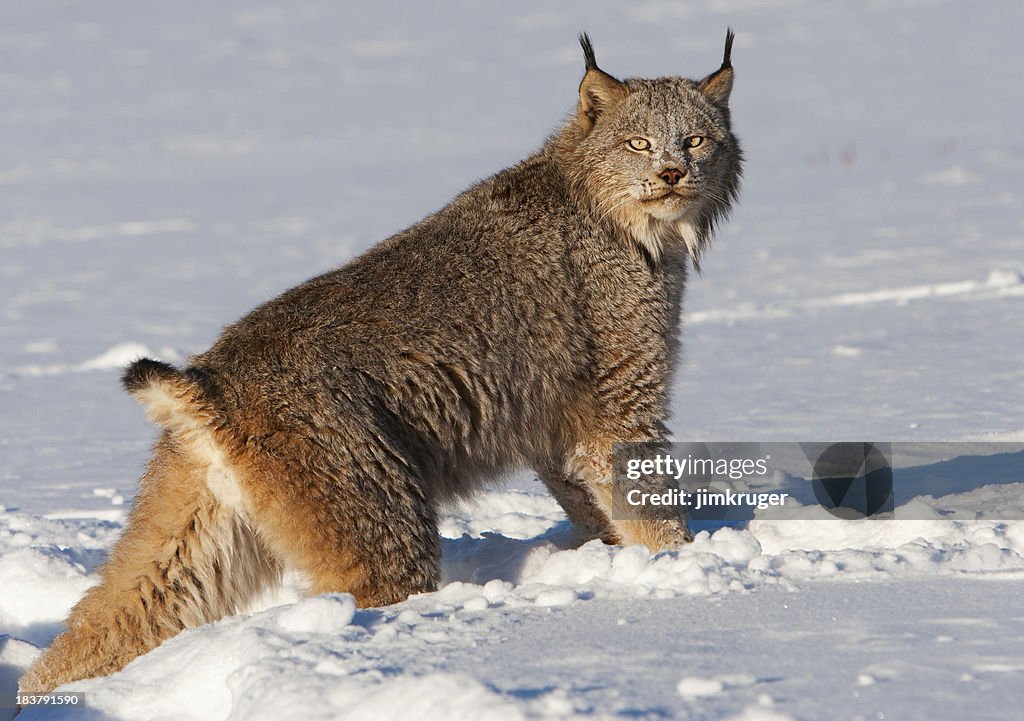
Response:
20,31,742,694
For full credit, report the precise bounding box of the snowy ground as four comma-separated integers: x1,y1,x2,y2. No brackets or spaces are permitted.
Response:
2,1,1024,719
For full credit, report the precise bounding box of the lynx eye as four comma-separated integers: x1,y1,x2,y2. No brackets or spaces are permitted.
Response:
685,136,705,148
627,137,651,152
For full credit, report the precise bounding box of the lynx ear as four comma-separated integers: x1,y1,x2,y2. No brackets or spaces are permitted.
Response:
577,33,627,134
698,29,735,106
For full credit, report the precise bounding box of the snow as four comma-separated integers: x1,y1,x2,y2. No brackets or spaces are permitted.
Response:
2,0,1024,719
5,488,1024,719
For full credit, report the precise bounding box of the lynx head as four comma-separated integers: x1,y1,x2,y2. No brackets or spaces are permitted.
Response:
568,31,742,268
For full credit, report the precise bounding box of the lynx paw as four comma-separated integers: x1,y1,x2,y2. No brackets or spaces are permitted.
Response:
613,518,692,552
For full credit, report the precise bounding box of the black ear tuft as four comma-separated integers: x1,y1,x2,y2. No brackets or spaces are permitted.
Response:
576,32,626,133
722,28,735,70
579,32,598,71
697,29,736,106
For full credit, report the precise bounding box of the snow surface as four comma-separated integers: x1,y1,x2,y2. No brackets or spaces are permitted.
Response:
2,0,1023,719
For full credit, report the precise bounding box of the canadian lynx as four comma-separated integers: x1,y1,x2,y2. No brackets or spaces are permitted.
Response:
21,32,741,692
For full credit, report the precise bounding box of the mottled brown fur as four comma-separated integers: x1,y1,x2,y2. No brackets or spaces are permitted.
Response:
21,32,742,694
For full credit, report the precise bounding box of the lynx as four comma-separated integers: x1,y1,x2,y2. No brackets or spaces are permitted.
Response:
21,31,741,693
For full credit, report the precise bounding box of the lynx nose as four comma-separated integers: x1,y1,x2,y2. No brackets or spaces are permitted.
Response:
658,167,686,186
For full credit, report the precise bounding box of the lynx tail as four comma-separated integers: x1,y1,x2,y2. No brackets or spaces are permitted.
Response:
18,360,276,695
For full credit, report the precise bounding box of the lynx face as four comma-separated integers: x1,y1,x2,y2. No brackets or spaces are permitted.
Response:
594,78,736,222
573,33,742,264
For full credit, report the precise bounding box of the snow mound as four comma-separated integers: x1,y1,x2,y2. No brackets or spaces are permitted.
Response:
3,489,1024,719
275,594,356,634
26,596,557,721
6,343,183,379
76,343,156,372
439,488,1024,609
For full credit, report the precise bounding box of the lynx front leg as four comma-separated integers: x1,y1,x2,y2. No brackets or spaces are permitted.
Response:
556,242,694,549
19,434,278,695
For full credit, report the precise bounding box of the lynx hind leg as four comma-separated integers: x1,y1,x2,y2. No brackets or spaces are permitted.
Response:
565,441,692,551
19,433,278,694
120,358,440,607
241,429,442,608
